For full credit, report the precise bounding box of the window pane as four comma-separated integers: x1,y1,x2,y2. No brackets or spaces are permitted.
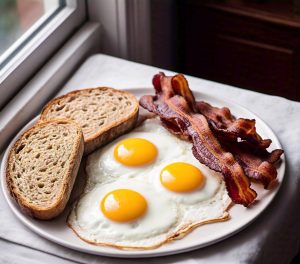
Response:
0,0,61,56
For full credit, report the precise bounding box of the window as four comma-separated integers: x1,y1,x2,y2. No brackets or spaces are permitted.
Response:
0,0,63,66
0,0,86,108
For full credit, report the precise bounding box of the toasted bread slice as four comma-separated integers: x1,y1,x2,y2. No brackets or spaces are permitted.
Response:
40,87,139,155
6,119,84,220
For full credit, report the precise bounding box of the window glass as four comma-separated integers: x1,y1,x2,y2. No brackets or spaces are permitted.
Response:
0,0,61,57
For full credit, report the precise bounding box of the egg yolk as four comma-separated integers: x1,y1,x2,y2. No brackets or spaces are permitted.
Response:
114,138,157,166
160,162,205,192
100,189,148,222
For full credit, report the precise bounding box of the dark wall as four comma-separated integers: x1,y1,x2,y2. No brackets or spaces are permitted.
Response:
150,0,177,70
150,0,300,101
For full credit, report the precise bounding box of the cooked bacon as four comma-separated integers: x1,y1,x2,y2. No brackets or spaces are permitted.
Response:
162,116,282,189
140,73,257,206
267,149,284,164
171,74,196,111
161,73,283,186
220,140,283,188
196,101,271,149
141,72,285,206
153,73,196,109
168,73,271,150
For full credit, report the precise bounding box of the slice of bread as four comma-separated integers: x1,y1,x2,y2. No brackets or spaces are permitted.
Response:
40,87,139,155
6,119,84,220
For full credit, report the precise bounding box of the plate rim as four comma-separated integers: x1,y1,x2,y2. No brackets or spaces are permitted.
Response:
0,87,285,258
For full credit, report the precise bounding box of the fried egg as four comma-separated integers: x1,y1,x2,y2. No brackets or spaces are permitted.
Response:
68,180,180,248
151,155,223,205
69,117,231,249
85,118,187,187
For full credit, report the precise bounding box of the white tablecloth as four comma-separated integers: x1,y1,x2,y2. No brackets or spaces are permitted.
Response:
1,54,300,264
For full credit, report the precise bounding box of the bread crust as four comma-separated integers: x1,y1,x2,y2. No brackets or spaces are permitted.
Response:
6,119,84,220
39,87,139,155
84,110,138,154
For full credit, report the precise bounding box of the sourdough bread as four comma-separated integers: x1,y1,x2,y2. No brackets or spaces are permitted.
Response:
6,119,84,220
40,87,139,155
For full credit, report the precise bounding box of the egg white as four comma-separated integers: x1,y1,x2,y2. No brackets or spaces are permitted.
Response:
68,179,230,249
85,118,187,188
68,180,180,248
69,117,231,249
150,152,223,205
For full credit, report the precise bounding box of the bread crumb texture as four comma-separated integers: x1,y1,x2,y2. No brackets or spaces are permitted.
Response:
8,123,79,207
42,88,137,140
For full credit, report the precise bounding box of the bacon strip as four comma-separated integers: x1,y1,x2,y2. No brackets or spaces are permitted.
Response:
141,73,257,206
195,97,283,188
220,140,283,188
196,101,271,149
172,74,196,111
162,116,282,188
169,73,271,149
163,74,283,186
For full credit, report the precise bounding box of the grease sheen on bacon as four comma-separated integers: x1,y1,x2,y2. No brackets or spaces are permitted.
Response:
220,140,283,188
140,73,257,206
194,99,282,188
158,73,283,189
196,101,272,149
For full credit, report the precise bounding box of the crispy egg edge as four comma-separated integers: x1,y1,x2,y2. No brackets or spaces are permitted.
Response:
66,198,233,251
67,116,233,250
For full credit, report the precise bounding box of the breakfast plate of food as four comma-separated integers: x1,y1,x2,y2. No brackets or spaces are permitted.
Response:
1,73,285,258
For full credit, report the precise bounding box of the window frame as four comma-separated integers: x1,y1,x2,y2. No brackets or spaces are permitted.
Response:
0,22,101,152
0,0,66,68
0,0,153,152
87,0,151,64
0,0,86,108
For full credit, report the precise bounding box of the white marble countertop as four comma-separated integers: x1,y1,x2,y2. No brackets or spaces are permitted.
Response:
1,54,300,264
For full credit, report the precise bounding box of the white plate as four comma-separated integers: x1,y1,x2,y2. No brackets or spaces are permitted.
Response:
1,88,285,258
